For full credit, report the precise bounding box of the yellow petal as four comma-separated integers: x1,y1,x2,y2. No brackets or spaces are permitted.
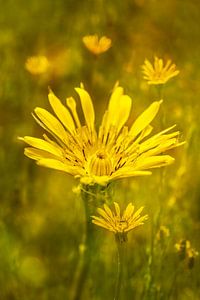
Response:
97,207,112,222
48,91,75,134
24,147,59,161
34,107,68,142
129,100,162,139
66,97,81,128
163,59,172,72
135,155,175,170
108,86,124,112
158,58,163,71
114,202,121,218
105,87,132,134
92,219,114,232
123,203,134,219
37,158,83,175
131,206,144,221
20,136,63,157
139,138,178,158
111,169,152,180
142,59,154,72
103,204,114,219
139,130,180,153
75,87,95,130
113,95,132,132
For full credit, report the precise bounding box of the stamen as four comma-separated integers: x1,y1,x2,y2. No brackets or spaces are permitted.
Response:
89,150,112,176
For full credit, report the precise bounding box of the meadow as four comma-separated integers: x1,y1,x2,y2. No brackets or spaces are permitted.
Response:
0,0,200,299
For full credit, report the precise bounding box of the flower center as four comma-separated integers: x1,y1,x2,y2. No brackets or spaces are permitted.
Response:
89,150,112,176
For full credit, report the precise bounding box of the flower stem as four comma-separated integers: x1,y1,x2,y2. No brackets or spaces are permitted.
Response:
114,234,126,300
72,184,109,300
72,186,96,300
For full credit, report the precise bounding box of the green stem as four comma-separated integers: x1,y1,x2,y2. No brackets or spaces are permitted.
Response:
72,186,96,300
114,234,126,300
72,184,109,300
156,84,166,129
143,218,155,300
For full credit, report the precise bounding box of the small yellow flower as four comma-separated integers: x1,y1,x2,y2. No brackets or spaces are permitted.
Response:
92,202,148,241
19,84,184,186
82,35,111,55
175,239,199,265
175,239,190,257
25,56,50,75
142,57,180,85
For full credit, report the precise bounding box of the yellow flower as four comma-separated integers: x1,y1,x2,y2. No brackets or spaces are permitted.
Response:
25,56,50,75
19,84,184,186
175,239,199,268
92,202,148,241
82,35,111,55
175,240,198,257
142,57,180,85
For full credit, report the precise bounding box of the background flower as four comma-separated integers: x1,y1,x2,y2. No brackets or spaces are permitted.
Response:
82,35,112,55
25,55,50,75
142,57,179,85
92,202,148,235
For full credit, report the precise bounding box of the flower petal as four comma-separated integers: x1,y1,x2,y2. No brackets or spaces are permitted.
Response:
48,90,75,133
24,147,60,161
34,107,68,142
20,136,63,157
129,100,162,139
135,155,175,170
103,86,132,135
75,87,95,130
123,203,134,220
111,169,152,180
37,158,84,175
114,202,121,218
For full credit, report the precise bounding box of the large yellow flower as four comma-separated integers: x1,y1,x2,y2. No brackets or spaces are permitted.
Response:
142,57,180,85
20,84,184,185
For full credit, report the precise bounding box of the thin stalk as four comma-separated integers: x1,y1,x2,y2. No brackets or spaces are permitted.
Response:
143,216,155,300
72,186,96,300
72,184,109,300
114,234,126,300
156,84,166,129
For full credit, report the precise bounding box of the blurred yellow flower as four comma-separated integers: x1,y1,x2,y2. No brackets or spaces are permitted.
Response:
175,239,199,268
19,84,184,186
142,57,180,85
82,35,111,55
92,202,148,241
25,55,50,75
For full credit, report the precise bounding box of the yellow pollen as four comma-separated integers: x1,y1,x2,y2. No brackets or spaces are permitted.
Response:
89,150,112,176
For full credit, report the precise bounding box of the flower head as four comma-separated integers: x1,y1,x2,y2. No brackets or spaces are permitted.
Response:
175,239,198,259
19,84,184,186
175,239,199,268
92,202,148,242
142,57,179,85
82,35,111,55
25,55,50,75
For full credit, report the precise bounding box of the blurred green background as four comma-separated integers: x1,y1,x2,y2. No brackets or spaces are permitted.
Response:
1,0,200,299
